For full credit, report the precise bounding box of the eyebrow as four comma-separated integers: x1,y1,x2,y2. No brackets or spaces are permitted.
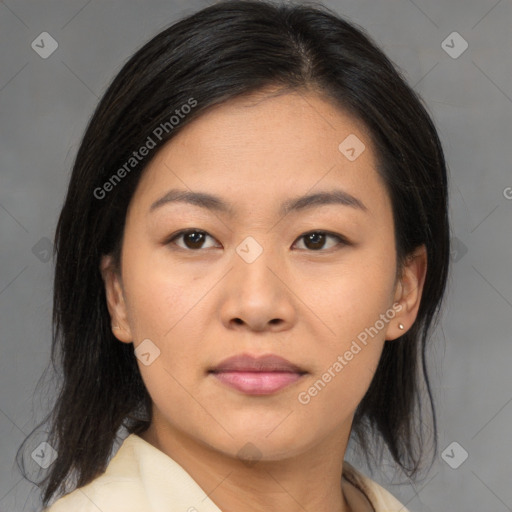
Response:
149,188,368,216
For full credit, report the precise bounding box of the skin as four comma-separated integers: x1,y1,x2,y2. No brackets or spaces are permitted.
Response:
100,88,427,512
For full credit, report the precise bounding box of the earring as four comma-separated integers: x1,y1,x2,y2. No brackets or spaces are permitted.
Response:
398,323,404,330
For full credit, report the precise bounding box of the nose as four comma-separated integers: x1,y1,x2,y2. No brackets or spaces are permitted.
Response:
218,243,297,333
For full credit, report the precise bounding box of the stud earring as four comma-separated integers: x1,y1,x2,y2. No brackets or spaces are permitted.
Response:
398,323,404,330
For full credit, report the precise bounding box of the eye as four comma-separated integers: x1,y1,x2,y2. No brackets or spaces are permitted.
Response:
167,229,219,250
293,231,348,251
166,229,348,252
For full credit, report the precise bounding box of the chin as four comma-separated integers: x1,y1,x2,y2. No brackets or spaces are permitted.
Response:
205,426,313,462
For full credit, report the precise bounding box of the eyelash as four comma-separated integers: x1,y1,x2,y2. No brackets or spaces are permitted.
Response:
165,228,350,253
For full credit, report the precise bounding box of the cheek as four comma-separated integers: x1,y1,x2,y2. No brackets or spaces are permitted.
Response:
296,271,391,420
310,258,396,338
300,257,394,403
137,361,206,436
123,252,198,339
124,264,212,387
295,347,380,438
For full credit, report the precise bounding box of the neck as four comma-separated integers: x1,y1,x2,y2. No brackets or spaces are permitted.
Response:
139,420,364,512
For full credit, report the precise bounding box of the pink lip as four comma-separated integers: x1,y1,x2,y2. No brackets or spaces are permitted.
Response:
212,371,303,394
209,353,306,395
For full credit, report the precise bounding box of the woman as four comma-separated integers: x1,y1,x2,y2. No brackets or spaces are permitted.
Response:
18,1,450,510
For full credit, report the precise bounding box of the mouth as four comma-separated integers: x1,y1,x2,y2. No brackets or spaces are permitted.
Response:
208,353,307,395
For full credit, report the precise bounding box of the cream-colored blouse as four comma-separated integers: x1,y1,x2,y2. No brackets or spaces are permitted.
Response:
44,433,410,512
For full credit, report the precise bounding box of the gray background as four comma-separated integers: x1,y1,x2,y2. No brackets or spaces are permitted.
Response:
1,0,511,510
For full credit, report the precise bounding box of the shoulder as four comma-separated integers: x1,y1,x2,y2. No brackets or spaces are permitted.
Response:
42,478,148,512
43,435,148,512
42,433,223,512
343,461,411,512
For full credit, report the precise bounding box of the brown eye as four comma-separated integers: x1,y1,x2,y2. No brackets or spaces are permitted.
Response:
294,231,348,251
168,229,218,250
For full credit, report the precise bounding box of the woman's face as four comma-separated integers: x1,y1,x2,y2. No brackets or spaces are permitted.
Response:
101,89,426,461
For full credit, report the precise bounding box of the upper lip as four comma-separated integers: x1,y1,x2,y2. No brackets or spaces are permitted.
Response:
210,353,306,374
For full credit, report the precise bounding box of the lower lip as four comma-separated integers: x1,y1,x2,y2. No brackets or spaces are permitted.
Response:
211,371,304,394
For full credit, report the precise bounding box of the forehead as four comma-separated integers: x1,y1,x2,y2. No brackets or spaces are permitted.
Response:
128,90,390,221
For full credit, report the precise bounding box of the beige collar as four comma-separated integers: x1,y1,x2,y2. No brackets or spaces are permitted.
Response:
46,433,409,512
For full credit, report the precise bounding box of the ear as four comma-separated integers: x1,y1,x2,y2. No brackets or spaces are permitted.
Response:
99,254,133,344
386,244,428,341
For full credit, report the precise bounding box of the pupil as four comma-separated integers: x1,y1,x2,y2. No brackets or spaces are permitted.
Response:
186,231,204,248
307,232,325,250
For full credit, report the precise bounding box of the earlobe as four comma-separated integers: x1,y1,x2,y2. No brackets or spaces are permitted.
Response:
387,244,428,340
99,254,133,344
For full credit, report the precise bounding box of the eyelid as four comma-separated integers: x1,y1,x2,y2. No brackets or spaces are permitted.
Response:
165,228,220,250
165,228,351,251
294,230,351,249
